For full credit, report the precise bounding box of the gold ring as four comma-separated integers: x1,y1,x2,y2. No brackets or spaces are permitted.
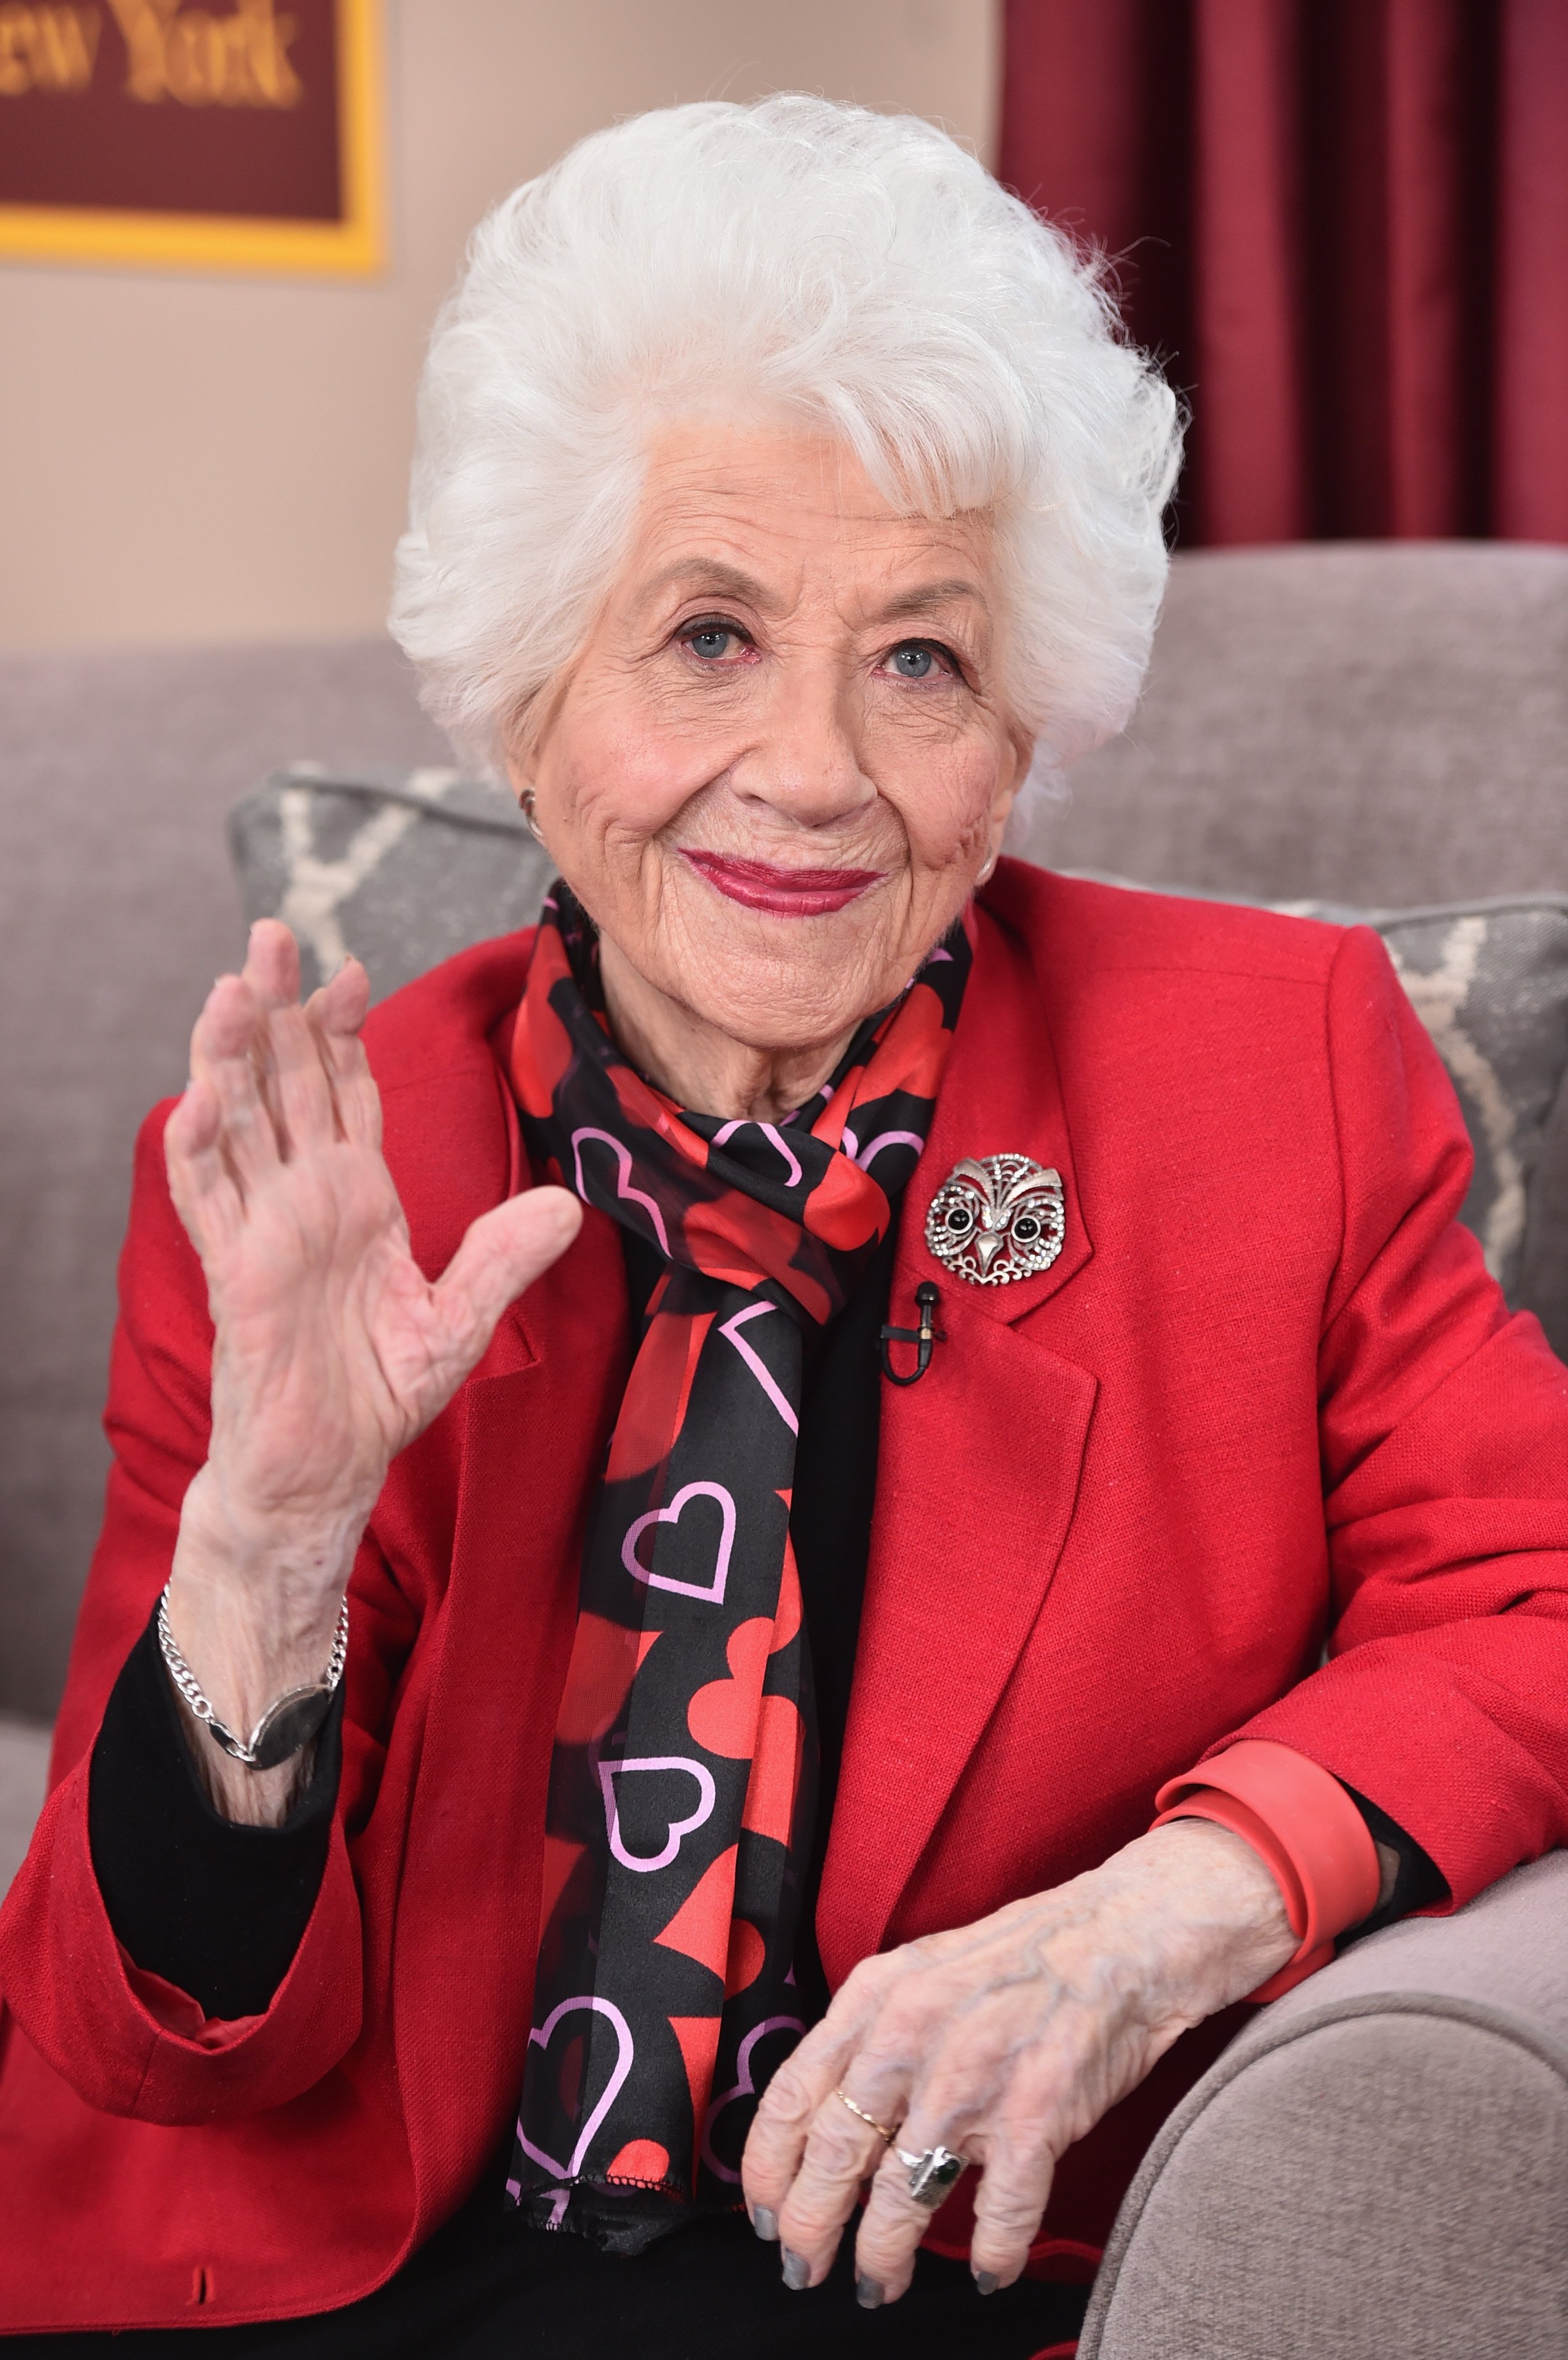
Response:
834,2087,898,2145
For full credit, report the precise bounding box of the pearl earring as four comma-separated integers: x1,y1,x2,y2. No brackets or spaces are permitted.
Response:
520,790,547,846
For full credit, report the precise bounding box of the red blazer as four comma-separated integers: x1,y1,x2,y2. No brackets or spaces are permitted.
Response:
4,865,1568,2333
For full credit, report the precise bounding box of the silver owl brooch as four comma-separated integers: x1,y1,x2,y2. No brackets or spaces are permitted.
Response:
924,1153,1066,1286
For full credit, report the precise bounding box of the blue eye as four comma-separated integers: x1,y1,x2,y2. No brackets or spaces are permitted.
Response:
888,643,940,679
686,626,737,660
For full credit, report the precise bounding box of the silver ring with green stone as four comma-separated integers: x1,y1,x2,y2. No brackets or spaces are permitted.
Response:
893,2144,967,2209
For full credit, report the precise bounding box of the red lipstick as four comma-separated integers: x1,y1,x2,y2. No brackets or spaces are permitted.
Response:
681,850,882,918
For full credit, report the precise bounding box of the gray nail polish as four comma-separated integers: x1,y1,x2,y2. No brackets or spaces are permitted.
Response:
856,2274,885,2310
781,2248,811,2291
974,2269,1002,2297
751,2206,779,2243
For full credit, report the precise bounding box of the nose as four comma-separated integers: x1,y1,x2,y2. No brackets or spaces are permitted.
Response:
731,658,874,830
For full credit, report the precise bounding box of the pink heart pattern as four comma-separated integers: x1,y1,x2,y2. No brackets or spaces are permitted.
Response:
700,2015,808,2183
598,1756,717,1872
515,1996,635,2182
621,1483,736,1603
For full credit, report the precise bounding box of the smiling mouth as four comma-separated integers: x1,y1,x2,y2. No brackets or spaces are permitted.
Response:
681,849,884,917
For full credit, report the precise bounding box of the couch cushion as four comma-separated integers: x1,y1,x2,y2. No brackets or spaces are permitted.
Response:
1021,541,1568,908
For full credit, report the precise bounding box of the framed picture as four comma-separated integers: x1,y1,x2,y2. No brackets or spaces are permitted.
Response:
0,0,382,276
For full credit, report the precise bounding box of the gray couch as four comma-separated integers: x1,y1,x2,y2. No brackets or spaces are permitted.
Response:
2,543,1565,2352
1083,1856,1568,2357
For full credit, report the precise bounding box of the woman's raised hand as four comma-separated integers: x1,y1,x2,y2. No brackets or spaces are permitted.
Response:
741,1819,1295,2308
161,920,580,1821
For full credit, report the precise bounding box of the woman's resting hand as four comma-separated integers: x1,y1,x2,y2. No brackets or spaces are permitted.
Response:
162,921,580,1824
742,1818,1295,2304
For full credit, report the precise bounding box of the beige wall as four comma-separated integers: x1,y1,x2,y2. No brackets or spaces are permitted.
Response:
0,0,999,653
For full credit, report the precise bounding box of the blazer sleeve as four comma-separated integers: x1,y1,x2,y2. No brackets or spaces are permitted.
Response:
1216,923,1568,1907
0,1101,418,2124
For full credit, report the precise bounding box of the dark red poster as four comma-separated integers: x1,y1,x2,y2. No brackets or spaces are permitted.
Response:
0,0,380,275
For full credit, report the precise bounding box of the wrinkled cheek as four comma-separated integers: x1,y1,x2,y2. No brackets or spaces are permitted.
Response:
559,753,663,849
548,766,680,923
894,746,1007,875
541,686,704,852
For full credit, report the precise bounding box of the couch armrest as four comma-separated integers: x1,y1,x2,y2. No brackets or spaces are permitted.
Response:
1082,1854,1568,2360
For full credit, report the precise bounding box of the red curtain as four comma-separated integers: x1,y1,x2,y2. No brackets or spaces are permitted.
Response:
999,0,1568,545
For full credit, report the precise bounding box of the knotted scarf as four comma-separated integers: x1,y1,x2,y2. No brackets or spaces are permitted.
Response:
504,882,972,2253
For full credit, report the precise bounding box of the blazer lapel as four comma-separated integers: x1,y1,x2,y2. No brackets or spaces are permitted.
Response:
408,1052,629,1894
818,904,1099,1985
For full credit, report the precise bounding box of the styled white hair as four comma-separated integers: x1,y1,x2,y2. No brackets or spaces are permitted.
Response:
389,95,1181,822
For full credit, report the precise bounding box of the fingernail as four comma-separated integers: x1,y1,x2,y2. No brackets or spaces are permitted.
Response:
974,2269,1002,2297
856,2274,885,2310
751,2206,778,2243
781,2248,811,2291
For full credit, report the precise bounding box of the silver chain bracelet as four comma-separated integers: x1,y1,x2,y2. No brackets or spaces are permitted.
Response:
156,1580,350,1771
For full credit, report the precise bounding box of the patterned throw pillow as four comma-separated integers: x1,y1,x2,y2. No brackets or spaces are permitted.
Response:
230,764,553,1009
1318,898,1568,1306
230,769,1568,1324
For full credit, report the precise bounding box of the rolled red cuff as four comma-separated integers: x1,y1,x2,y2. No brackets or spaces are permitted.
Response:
116,1949,266,2048
1152,1739,1382,2001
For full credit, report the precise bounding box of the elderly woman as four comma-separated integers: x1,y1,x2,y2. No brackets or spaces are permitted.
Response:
3,96,1566,2359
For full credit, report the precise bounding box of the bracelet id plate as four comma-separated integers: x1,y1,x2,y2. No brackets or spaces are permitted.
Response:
157,1582,349,1771
206,1683,336,1771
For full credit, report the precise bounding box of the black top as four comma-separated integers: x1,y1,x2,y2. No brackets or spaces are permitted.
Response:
77,1234,1442,2356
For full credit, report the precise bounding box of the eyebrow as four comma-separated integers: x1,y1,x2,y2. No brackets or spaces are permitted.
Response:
644,561,990,628
866,577,991,627
644,559,781,613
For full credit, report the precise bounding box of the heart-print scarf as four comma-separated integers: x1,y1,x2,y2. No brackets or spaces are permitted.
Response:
504,881,972,2253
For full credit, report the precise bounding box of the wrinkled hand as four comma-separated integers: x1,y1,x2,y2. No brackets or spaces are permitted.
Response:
741,1820,1295,2306
167,920,577,1541
162,921,579,1813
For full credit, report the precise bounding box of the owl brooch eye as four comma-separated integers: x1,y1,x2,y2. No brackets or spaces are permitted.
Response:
924,1154,1066,1286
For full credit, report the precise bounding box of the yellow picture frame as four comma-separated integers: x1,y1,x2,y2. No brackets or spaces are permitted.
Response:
0,0,382,278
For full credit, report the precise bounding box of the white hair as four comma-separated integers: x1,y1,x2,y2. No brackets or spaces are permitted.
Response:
389,95,1181,822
